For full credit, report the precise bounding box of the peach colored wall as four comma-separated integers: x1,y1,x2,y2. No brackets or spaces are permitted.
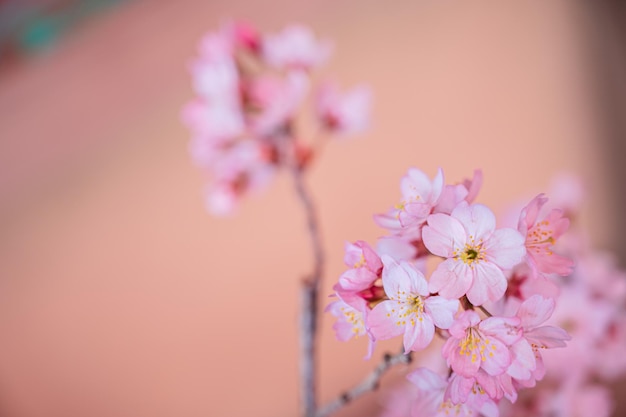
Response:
0,1,615,416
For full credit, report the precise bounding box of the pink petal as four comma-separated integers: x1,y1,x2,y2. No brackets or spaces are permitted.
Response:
485,228,526,269
518,295,555,329
407,368,447,391
373,212,402,232
431,167,445,203
401,168,432,201
506,339,536,381
424,296,459,329
403,314,434,352
428,260,473,300
338,268,378,291
422,214,466,257
367,301,405,341
448,340,482,377
381,255,428,297
452,203,496,241
445,373,474,404
464,169,483,204
465,262,507,306
517,194,547,234
479,316,522,345
525,326,570,348
479,337,511,376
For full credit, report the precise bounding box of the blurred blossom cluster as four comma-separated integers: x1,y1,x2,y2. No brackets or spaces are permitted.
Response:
326,167,626,417
182,22,370,215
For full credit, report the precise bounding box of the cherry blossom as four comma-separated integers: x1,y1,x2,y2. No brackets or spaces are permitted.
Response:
368,255,459,352
442,310,521,378
262,24,332,70
374,167,445,240
407,368,500,417
518,194,573,278
423,203,526,305
316,83,371,136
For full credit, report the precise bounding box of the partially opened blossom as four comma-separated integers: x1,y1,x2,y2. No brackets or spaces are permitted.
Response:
374,167,445,240
518,194,573,278
368,255,458,353
334,240,385,309
434,169,483,215
423,203,526,305
316,83,371,136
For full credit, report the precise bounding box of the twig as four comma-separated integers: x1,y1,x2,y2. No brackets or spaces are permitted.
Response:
477,305,493,317
314,351,413,417
291,163,325,417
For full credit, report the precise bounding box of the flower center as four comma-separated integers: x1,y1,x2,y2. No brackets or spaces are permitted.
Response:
454,238,485,267
458,328,497,363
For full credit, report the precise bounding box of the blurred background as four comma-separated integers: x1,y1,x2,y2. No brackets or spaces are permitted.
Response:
0,0,625,416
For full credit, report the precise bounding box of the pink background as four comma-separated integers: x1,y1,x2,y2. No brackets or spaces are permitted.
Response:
0,1,621,416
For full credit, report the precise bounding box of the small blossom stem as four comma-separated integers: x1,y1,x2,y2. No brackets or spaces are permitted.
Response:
290,161,325,417
460,295,473,311
314,351,413,417
477,305,493,317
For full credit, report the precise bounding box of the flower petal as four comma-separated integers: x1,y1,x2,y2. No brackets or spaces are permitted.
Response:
429,259,473,300
452,203,496,241
423,214,466,257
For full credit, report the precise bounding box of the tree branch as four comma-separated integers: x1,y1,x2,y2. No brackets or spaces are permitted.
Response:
314,351,413,417
291,164,325,417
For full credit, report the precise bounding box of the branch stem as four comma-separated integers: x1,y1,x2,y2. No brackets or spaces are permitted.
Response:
314,351,413,417
291,163,325,417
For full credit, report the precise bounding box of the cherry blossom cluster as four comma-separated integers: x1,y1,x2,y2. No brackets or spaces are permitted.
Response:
327,168,576,416
182,22,370,215
495,175,626,417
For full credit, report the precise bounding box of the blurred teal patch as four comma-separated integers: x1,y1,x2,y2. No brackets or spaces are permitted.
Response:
3,0,129,55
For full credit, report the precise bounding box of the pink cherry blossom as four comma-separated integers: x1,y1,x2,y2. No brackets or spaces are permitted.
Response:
518,194,573,278
189,56,239,104
541,286,613,380
334,241,385,309
316,83,371,136
434,169,483,215
368,255,458,353
503,263,560,304
374,167,445,239
423,203,526,305
262,25,332,70
182,99,244,143
407,368,500,417
507,295,569,387
501,380,613,417
250,72,310,137
442,310,521,378
446,370,517,404
326,298,368,341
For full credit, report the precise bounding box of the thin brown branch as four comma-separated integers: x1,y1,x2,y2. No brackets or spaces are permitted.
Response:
291,162,325,417
477,305,493,317
314,351,413,417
